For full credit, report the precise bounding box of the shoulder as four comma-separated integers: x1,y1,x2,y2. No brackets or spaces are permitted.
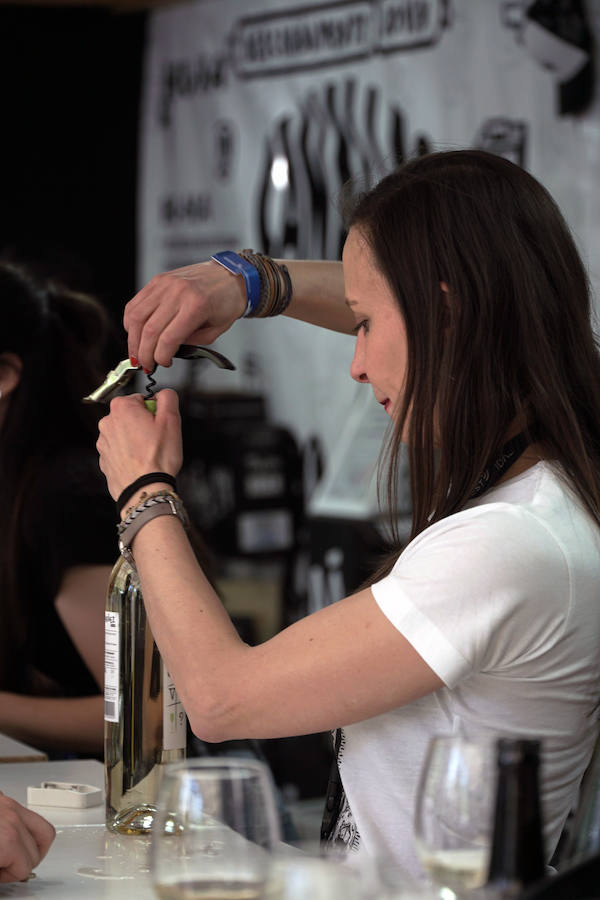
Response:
370,463,594,681
399,462,587,578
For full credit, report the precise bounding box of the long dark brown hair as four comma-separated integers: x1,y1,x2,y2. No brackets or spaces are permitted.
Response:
347,149,600,577
0,257,115,689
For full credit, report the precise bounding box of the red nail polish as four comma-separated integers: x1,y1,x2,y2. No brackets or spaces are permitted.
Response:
130,356,139,367
143,367,151,374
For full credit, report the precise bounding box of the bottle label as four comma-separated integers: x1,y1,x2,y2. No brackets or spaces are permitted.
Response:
104,611,120,723
163,663,187,750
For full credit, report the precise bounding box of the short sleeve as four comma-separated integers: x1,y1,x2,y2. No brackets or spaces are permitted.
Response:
370,504,570,687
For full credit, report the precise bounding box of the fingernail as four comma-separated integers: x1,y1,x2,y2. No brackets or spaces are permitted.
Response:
143,367,151,374
130,356,139,367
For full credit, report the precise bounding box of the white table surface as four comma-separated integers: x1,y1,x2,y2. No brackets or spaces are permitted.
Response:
0,759,105,827
0,824,154,899
0,761,378,899
0,759,154,898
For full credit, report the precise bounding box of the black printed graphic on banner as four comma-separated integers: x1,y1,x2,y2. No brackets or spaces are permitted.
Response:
160,193,214,225
159,51,230,128
156,2,453,130
257,79,431,260
231,0,451,78
158,188,240,271
214,119,236,180
156,119,239,269
473,117,528,167
232,1,374,76
501,0,594,115
379,0,453,53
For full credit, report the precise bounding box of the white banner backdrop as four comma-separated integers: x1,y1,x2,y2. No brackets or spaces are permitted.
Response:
138,0,600,469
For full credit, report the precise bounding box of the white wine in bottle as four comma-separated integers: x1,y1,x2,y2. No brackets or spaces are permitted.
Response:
104,554,187,834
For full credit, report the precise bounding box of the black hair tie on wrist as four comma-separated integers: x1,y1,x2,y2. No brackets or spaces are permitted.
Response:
117,472,177,516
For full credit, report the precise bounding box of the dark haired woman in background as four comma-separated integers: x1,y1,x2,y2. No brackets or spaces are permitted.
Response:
0,258,116,756
98,150,600,875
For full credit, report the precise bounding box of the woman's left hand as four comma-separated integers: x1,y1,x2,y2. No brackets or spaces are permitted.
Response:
96,389,183,501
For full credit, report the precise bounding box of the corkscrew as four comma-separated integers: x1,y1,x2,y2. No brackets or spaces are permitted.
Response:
83,345,236,404
143,369,158,402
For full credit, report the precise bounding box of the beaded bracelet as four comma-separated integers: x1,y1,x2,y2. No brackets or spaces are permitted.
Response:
238,250,293,318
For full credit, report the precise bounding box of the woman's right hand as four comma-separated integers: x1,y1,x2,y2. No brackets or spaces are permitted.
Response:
0,793,55,883
124,259,247,372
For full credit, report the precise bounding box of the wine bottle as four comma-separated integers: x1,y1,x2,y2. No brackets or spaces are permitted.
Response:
485,738,546,896
104,396,186,834
104,554,187,834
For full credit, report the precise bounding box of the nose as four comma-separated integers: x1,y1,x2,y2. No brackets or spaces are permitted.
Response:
350,333,369,383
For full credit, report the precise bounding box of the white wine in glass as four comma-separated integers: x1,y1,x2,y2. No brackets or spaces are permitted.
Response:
154,881,263,899
414,734,494,895
151,758,281,900
417,846,489,892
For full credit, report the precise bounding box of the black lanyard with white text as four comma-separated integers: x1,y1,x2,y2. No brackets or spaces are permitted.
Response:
469,431,530,499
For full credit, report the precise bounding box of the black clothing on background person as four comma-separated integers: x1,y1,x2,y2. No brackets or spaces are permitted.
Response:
16,446,116,698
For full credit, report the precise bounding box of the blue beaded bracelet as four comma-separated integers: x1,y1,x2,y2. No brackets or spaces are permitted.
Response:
211,250,261,317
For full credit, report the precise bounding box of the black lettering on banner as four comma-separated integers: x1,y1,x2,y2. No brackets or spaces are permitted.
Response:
155,2,450,126
159,53,229,128
160,193,214,225
232,2,373,77
215,120,235,180
379,0,444,51
232,0,448,77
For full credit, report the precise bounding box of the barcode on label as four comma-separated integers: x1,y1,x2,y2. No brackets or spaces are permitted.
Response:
104,610,120,723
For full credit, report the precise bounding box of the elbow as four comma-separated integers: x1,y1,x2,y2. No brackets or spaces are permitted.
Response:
183,687,246,745
189,718,234,745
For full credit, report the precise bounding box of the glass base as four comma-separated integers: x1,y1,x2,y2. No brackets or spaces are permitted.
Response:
107,803,157,835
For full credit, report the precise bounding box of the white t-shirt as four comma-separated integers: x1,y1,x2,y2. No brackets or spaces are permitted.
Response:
329,462,600,877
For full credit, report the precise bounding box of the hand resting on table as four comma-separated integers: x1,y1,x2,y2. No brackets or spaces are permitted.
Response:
0,792,55,883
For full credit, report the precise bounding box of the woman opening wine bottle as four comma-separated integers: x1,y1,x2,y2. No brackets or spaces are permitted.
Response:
97,149,600,879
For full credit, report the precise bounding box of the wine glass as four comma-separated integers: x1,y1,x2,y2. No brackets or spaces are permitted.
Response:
414,734,495,897
151,756,282,899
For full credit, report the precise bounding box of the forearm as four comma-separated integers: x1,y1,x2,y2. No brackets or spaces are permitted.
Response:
0,693,104,753
125,255,351,371
130,514,250,743
279,259,352,333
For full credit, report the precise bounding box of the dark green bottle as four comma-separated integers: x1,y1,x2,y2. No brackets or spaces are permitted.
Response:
486,738,546,897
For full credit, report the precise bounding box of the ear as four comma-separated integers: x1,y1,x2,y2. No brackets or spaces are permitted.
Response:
0,352,23,398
